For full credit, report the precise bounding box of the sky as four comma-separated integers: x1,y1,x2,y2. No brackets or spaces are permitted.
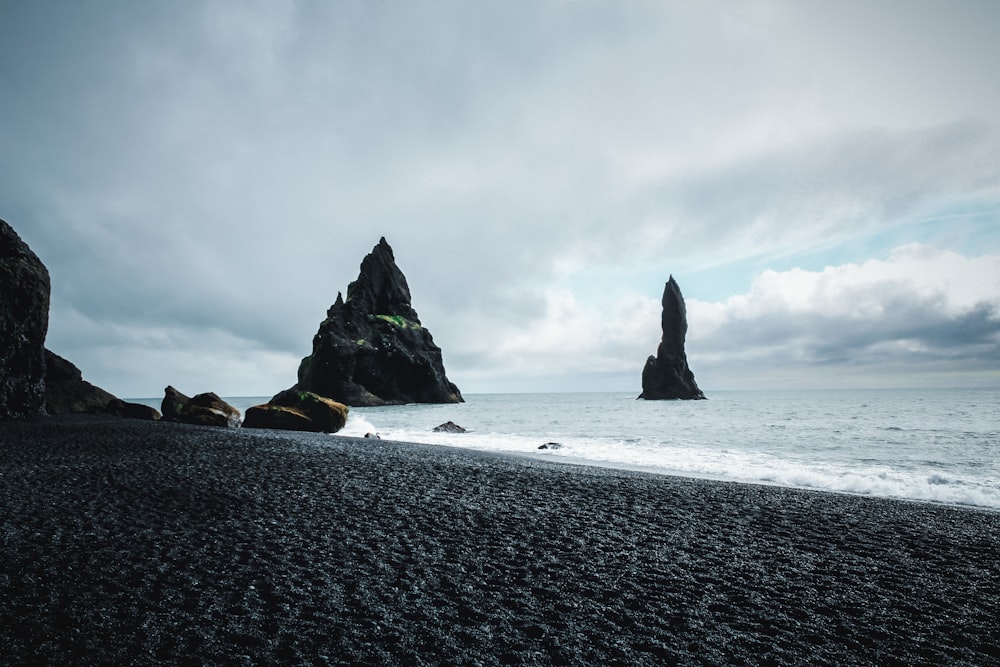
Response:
1,0,998,398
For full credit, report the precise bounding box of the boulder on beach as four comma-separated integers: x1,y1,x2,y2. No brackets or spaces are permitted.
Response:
639,276,705,400
433,421,466,433
0,219,50,419
161,386,188,421
243,404,316,432
270,389,349,432
293,237,463,407
104,398,161,421
243,389,348,433
161,386,241,428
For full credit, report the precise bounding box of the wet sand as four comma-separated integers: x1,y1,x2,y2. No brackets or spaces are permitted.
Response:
1,416,998,665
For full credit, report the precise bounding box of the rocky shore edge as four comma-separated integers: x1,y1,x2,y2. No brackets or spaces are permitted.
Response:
2,416,997,665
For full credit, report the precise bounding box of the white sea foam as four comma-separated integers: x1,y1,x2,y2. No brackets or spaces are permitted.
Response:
345,389,1000,510
340,413,381,438
127,390,999,509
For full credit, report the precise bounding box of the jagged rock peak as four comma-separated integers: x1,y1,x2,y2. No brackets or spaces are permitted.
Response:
345,236,419,322
295,237,462,407
639,275,705,400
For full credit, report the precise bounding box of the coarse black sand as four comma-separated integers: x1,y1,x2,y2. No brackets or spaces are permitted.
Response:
1,416,998,665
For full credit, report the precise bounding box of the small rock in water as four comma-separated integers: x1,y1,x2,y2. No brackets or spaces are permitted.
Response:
538,442,562,450
364,432,381,439
433,421,466,433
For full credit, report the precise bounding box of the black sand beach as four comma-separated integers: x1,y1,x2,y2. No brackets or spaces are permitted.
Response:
2,417,998,665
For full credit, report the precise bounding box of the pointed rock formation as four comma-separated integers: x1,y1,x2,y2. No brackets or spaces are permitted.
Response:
295,237,463,406
639,276,705,400
1,219,50,419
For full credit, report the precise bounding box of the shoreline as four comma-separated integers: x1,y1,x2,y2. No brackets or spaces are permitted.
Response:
505,449,1000,514
3,416,998,664
354,437,1000,515
129,390,1000,511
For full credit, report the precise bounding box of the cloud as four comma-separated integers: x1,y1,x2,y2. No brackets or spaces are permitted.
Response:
561,121,1000,274
45,300,303,398
440,244,1000,393
446,288,660,388
687,244,1000,386
3,2,1000,395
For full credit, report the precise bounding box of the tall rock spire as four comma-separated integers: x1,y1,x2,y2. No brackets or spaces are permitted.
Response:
345,237,419,322
639,276,705,400
295,237,463,406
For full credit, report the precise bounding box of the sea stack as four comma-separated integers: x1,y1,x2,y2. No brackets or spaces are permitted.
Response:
0,219,50,419
294,237,463,407
639,275,705,400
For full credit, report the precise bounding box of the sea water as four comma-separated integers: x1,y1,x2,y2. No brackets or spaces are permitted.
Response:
171,389,1000,509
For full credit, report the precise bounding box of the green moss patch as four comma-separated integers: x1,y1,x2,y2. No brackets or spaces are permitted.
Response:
376,314,421,329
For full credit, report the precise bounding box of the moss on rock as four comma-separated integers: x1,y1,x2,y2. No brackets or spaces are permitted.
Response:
376,314,420,329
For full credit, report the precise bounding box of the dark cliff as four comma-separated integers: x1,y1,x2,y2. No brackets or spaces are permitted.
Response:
0,219,50,418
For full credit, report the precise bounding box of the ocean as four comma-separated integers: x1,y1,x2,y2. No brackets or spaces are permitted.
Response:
149,389,1000,510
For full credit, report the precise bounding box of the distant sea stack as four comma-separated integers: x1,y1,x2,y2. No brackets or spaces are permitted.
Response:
639,276,705,400
294,237,463,407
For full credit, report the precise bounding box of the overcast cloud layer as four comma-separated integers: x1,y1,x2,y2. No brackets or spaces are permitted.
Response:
2,1,998,397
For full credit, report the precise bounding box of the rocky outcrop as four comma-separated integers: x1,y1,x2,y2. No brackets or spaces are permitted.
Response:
294,237,463,407
161,386,190,421
161,386,240,428
44,349,116,414
244,389,348,433
45,350,161,419
639,276,705,400
0,220,50,419
1,220,157,421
